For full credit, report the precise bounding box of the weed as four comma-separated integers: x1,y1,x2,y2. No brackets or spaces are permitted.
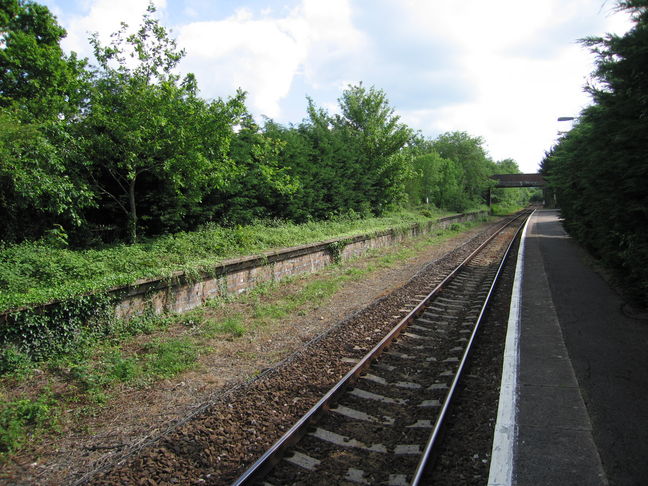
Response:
0,346,33,379
143,338,200,378
253,303,288,320
0,390,57,454
344,267,367,278
201,316,247,338
327,240,347,263
1,209,458,313
104,350,142,383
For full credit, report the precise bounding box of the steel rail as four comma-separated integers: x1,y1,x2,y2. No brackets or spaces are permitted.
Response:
232,211,530,486
410,209,533,485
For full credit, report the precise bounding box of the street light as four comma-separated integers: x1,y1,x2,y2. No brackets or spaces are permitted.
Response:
557,116,575,136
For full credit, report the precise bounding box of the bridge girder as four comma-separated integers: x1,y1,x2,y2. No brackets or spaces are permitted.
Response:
490,173,546,188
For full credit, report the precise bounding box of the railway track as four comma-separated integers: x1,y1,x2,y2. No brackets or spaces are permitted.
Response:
233,211,532,486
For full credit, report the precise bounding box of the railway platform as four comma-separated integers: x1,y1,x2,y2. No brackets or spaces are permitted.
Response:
489,209,648,486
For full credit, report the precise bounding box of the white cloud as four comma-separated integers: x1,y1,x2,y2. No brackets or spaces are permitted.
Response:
389,0,631,171
44,0,635,172
178,17,304,117
430,46,594,170
58,0,167,58
176,0,366,118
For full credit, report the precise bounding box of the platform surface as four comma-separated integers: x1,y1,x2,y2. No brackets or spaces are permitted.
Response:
491,209,648,486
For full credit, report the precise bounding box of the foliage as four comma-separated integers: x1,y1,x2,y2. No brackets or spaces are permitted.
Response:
0,111,96,242
208,114,299,225
405,151,466,210
0,0,87,120
0,390,57,454
0,209,448,313
333,83,414,211
264,84,413,220
77,5,245,243
1,2,528,247
0,1,537,374
1,293,116,362
142,338,200,378
403,131,507,211
432,131,494,205
0,1,93,242
0,211,490,460
541,0,648,305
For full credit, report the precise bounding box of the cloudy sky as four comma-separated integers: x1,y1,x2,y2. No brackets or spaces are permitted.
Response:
41,0,632,172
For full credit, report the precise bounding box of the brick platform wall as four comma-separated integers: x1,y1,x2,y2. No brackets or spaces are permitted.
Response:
112,211,487,319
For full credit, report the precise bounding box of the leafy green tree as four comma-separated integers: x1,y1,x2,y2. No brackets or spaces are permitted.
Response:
333,83,413,211
78,6,244,242
202,114,298,225
542,0,648,305
0,110,94,241
433,131,493,205
0,0,87,120
288,84,413,219
405,151,465,210
262,120,315,222
0,1,92,242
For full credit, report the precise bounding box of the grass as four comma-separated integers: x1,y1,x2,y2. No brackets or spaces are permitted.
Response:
143,338,201,379
200,316,247,338
0,390,57,454
0,208,461,312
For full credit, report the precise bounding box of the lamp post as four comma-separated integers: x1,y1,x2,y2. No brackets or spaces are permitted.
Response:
557,116,575,136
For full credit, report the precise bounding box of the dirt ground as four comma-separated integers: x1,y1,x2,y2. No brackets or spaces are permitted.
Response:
1,218,500,485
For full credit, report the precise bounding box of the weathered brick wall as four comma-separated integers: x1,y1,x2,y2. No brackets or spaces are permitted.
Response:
113,211,487,319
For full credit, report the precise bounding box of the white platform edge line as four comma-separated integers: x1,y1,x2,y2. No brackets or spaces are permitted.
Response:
487,212,532,486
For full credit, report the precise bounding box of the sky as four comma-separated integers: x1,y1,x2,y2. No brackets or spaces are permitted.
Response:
40,0,633,173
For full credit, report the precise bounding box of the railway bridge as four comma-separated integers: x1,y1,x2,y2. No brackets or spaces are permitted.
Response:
489,173,553,207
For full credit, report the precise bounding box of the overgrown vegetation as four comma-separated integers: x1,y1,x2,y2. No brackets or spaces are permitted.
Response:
1,0,528,249
0,218,484,456
541,0,648,306
1,0,533,309
0,209,453,312
0,0,530,423
0,0,531,456
0,390,57,454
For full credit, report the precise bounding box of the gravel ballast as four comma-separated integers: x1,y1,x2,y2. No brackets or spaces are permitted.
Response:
85,220,513,486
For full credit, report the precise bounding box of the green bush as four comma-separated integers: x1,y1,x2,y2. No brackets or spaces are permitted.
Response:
0,391,56,454
0,209,448,313
0,208,471,369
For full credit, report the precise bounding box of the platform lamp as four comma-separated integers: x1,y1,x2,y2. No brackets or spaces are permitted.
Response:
557,116,575,135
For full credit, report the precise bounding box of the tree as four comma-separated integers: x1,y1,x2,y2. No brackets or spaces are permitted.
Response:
0,0,87,120
405,151,466,210
262,120,315,222
542,0,648,305
333,83,413,211
432,131,493,205
0,1,92,242
79,6,244,242
0,110,94,241
292,84,413,219
198,113,299,225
